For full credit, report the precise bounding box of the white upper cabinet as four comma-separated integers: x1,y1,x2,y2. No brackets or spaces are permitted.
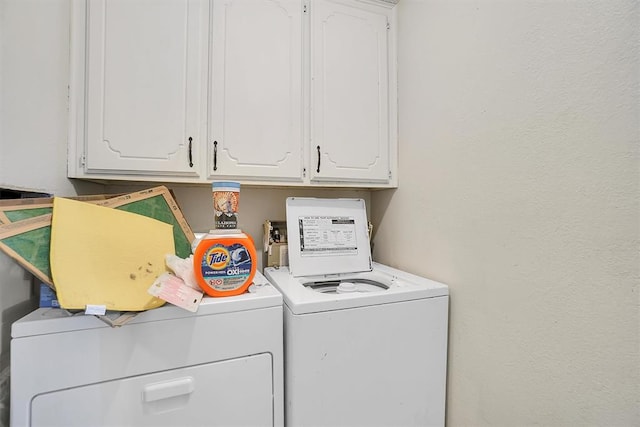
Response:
310,0,395,185
74,0,209,177
68,0,397,188
209,0,304,182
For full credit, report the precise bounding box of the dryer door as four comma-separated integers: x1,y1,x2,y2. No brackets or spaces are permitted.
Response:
30,353,274,427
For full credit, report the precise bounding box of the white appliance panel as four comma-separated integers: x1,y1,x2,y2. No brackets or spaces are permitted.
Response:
283,295,449,426
31,354,272,427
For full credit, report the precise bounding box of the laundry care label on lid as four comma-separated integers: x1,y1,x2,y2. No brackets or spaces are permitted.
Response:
286,197,372,277
298,216,358,256
193,230,257,297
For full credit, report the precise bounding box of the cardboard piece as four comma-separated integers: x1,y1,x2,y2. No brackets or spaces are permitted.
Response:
0,214,54,285
0,194,118,225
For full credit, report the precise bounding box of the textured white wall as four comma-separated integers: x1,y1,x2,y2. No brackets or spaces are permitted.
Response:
0,0,102,375
372,0,639,425
0,0,102,195
2,0,72,194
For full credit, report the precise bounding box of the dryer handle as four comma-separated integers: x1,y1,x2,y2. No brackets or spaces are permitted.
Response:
143,377,195,402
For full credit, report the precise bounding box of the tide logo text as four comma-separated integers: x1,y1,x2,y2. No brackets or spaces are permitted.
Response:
206,246,230,269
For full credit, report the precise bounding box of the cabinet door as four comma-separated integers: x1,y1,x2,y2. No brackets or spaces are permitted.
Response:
210,0,303,181
84,0,208,177
310,0,392,184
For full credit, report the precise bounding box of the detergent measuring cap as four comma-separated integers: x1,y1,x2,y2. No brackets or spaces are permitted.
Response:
193,230,257,297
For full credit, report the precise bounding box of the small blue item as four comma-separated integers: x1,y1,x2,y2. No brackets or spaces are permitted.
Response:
39,283,60,308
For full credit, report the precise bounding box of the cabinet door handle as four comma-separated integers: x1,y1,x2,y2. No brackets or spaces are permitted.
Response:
188,137,193,167
316,145,321,173
213,140,218,171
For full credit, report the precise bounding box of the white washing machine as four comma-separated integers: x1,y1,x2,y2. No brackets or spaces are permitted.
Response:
264,197,449,427
10,272,283,427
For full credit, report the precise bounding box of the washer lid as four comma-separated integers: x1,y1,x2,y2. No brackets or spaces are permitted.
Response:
264,263,449,315
286,197,372,277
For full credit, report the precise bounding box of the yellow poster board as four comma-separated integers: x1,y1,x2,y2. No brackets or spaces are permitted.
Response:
50,198,175,311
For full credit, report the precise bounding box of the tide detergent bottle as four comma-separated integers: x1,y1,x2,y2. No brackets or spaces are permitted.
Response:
193,230,257,297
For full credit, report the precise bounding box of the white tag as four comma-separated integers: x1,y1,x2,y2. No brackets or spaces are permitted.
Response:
85,305,107,315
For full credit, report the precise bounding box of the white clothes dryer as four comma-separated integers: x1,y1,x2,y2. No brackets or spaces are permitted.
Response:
11,272,283,427
264,197,449,427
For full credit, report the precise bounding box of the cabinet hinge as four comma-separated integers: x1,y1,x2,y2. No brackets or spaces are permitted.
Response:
80,155,86,168
303,4,307,13
388,170,392,179
303,167,307,178
386,22,390,30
